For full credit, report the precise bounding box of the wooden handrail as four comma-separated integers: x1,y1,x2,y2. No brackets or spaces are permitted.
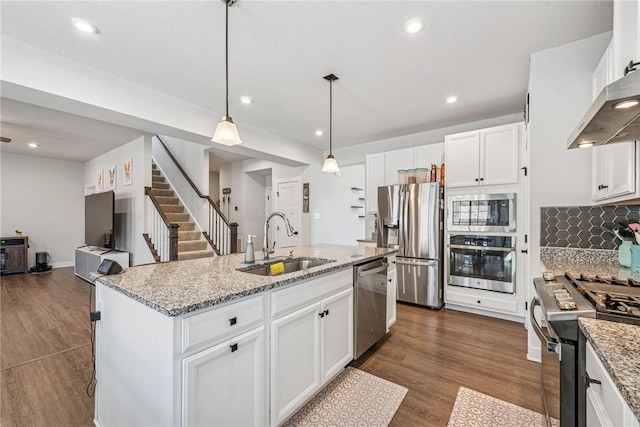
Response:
145,187,174,226
154,135,237,228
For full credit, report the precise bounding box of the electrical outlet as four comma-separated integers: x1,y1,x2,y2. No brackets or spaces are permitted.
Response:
313,213,320,219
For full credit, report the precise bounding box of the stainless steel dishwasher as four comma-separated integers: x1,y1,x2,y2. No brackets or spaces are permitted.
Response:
354,258,388,359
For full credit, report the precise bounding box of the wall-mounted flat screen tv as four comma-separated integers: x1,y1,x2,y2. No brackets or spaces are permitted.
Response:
85,191,115,249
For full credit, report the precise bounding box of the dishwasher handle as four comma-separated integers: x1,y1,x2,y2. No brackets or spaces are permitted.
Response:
358,264,388,277
529,297,558,352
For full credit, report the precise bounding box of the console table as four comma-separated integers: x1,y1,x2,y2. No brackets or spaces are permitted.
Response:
74,247,130,282
0,236,28,275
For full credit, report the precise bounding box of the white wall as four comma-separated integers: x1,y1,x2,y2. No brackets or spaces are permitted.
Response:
84,135,155,266
527,31,612,360
0,152,84,267
209,172,220,205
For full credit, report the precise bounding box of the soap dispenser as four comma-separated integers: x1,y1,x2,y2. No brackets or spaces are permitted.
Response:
245,235,256,263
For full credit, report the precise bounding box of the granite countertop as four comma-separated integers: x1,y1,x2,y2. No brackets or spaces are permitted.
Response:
540,247,640,281
94,244,396,317
579,318,640,420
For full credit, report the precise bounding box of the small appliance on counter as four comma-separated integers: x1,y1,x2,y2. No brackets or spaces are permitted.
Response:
29,251,52,273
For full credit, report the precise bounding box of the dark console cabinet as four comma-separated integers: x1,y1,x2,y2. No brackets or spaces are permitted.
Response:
0,236,28,275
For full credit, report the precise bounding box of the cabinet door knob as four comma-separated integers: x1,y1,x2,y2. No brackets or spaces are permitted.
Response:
475,178,479,182
319,312,325,318
229,317,237,326
479,178,484,181
388,278,392,282
230,343,238,353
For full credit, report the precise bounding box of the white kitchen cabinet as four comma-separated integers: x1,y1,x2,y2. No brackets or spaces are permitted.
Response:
444,285,520,317
591,142,636,202
365,143,444,213
613,0,640,81
445,123,521,188
182,326,266,426
386,255,397,331
585,341,639,427
593,40,615,98
270,269,353,426
366,153,385,213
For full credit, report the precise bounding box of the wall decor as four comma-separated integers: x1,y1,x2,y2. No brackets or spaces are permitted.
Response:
108,166,116,190
303,183,309,213
123,158,132,186
96,169,104,192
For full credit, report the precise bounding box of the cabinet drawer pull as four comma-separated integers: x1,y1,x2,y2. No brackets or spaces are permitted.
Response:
585,372,601,388
229,317,237,326
230,343,238,353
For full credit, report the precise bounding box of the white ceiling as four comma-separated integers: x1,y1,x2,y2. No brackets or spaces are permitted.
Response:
0,1,613,161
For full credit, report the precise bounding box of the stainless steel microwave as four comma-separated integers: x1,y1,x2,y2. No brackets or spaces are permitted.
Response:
447,193,516,232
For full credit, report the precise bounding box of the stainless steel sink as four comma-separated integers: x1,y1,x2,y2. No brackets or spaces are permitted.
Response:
238,258,332,276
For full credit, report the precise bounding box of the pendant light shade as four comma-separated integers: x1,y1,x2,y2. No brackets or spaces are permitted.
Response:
212,0,241,146
322,73,340,174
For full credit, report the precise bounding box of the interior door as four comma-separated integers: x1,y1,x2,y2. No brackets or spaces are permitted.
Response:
275,178,301,248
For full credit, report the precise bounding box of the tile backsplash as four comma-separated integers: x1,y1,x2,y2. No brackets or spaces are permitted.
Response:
540,205,640,250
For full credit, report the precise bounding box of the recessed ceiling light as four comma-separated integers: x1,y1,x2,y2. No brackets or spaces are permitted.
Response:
405,18,424,34
240,96,253,104
28,143,39,148
446,96,458,104
315,130,324,137
72,18,99,34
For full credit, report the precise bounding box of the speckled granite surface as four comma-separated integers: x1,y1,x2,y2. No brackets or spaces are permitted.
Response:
94,244,396,317
579,318,640,420
540,247,640,280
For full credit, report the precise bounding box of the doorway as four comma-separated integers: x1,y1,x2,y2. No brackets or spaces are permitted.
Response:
274,178,302,248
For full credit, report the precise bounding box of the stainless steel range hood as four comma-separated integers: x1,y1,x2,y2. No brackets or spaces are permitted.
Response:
568,70,640,149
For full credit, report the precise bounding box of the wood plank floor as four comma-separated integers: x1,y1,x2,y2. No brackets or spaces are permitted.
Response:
1,267,541,426
352,303,542,426
1,268,94,427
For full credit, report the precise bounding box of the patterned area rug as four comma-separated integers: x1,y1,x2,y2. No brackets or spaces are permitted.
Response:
282,367,408,427
448,387,558,427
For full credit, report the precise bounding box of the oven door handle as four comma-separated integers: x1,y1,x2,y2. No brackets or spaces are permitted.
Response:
448,244,515,252
529,297,559,352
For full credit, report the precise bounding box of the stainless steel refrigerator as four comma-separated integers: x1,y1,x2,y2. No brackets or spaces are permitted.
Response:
377,183,443,308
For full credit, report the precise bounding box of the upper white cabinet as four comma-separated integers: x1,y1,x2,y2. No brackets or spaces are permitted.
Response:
591,38,639,204
613,0,640,81
365,143,444,212
445,123,522,188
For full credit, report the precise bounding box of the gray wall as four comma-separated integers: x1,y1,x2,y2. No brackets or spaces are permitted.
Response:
0,152,84,267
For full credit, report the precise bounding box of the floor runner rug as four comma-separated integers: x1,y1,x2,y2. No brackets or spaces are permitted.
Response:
447,386,557,427
282,366,408,427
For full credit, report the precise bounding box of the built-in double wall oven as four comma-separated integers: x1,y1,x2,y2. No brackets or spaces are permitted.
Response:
447,193,517,294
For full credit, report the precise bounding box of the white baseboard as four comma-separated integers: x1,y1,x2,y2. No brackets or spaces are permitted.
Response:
52,261,74,268
527,347,541,363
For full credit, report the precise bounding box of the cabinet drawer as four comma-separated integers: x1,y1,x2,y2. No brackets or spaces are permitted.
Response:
181,294,266,353
585,341,631,427
271,269,352,318
445,287,518,314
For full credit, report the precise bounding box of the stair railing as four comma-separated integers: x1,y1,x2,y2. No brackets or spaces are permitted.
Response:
144,187,179,262
153,135,238,255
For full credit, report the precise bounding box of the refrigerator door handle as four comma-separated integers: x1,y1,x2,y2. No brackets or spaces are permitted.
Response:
401,185,408,255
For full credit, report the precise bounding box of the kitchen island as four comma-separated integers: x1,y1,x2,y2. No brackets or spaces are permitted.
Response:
92,244,396,427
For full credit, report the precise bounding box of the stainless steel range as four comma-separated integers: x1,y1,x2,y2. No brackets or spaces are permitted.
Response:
532,273,640,427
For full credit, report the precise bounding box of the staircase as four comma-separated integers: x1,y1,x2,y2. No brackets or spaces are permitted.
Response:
150,164,215,261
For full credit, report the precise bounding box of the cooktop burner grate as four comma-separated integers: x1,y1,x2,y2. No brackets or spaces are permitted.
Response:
564,272,640,320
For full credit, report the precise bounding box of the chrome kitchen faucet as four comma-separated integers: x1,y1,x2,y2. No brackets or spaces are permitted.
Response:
263,212,297,260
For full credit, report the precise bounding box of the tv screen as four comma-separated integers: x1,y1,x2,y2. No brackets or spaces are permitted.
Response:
85,191,115,249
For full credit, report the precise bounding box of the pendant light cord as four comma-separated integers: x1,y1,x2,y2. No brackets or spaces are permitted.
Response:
225,0,229,118
329,79,333,155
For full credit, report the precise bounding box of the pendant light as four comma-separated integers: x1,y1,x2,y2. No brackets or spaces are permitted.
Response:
212,0,241,146
322,73,340,173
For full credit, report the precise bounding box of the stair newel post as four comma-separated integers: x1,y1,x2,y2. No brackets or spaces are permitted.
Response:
169,223,180,261
230,222,238,254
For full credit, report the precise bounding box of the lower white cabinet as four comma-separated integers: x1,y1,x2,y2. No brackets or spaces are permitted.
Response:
182,326,266,426
95,267,356,427
386,255,397,331
585,341,639,427
271,285,353,426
